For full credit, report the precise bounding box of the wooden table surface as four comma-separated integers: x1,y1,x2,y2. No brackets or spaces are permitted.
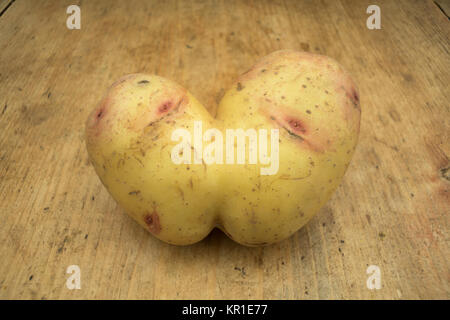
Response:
0,0,448,300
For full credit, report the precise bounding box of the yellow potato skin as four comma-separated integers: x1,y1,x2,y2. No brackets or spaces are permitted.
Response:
86,74,222,245
85,50,360,246
216,51,360,245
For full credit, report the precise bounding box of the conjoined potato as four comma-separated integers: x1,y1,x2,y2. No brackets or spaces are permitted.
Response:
85,50,360,246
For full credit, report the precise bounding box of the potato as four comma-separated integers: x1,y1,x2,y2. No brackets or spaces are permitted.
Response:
85,50,360,246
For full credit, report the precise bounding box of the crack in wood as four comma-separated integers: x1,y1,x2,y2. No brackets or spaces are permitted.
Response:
0,0,16,18
433,1,450,19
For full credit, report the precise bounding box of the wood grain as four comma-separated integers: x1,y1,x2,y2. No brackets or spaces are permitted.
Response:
0,0,448,299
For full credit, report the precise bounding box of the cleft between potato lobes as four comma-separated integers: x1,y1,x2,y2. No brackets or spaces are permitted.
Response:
85,50,360,246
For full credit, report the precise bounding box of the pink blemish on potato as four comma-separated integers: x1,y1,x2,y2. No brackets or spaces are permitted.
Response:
333,73,361,134
285,116,307,135
158,101,174,114
259,102,331,153
332,66,360,111
94,98,109,122
96,109,104,119
156,96,186,117
90,75,141,126
128,94,188,131
352,88,359,104
94,102,108,123
345,87,360,109
86,96,112,137
144,211,162,234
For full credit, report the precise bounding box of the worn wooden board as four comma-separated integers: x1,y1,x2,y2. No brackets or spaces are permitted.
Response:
0,0,448,299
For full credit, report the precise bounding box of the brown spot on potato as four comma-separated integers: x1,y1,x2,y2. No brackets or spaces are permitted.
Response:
353,90,359,103
237,82,244,91
94,98,110,123
158,101,173,114
87,96,112,137
147,96,187,127
285,116,307,135
144,211,162,234
344,86,360,110
137,80,150,85
260,105,328,153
